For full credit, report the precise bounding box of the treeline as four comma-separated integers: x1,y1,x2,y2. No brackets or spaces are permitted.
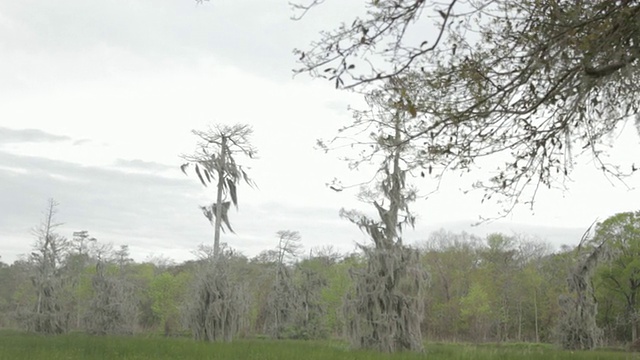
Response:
1,212,639,346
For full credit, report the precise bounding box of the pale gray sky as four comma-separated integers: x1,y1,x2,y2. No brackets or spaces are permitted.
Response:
1,1,638,264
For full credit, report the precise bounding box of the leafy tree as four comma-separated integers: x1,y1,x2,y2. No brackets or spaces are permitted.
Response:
478,234,522,341
593,211,640,343
0,259,14,328
181,124,256,258
65,230,97,329
129,262,158,331
295,0,640,216
537,246,577,343
460,283,492,341
150,271,190,336
302,249,352,338
517,257,545,343
421,230,482,340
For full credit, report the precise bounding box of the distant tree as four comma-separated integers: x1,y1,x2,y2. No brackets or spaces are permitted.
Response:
460,282,492,341
70,231,96,260
592,211,640,343
295,0,640,217
150,271,190,336
181,124,257,259
67,230,97,329
0,258,13,328
320,253,358,338
292,256,329,339
421,230,483,340
84,244,138,335
19,199,71,334
264,231,302,338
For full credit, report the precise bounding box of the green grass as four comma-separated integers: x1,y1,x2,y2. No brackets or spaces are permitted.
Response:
0,331,638,360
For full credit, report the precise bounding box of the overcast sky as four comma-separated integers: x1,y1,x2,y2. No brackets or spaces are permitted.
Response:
1,1,639,264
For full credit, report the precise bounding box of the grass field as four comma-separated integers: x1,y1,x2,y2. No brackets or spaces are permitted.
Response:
0,331,638,360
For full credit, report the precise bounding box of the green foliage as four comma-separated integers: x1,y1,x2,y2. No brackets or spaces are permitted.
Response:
149,271,190,336
460,283,492,339
320,256,357,337
593,211,640,342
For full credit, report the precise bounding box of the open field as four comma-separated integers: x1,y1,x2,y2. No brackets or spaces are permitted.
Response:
0,331,638,360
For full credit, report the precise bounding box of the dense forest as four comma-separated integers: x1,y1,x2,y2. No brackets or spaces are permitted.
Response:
1,205,638,348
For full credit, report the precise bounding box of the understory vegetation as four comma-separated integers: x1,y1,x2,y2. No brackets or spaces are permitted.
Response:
0,331,634,360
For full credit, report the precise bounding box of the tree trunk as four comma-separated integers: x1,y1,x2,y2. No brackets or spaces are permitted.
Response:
534,289,539,343
630,305,638,343
517,301,522,342
213,135,227,259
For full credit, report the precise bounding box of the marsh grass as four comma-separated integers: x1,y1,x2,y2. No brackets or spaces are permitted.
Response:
0,331,637,360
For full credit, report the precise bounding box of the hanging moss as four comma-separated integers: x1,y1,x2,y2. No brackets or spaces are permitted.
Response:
84,261,137,335
340,105,429,353
555,227,611,350
184,253,246,342
344,244,428,352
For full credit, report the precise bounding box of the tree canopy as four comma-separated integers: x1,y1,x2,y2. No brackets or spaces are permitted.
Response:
593,211,640,342
295,0,640,216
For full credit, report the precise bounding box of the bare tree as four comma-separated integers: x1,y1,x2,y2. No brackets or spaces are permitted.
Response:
19,199,71,334
181,124,256,259
295,0,640,217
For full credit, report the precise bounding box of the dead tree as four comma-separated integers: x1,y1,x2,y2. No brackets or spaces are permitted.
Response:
20,199,71,334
